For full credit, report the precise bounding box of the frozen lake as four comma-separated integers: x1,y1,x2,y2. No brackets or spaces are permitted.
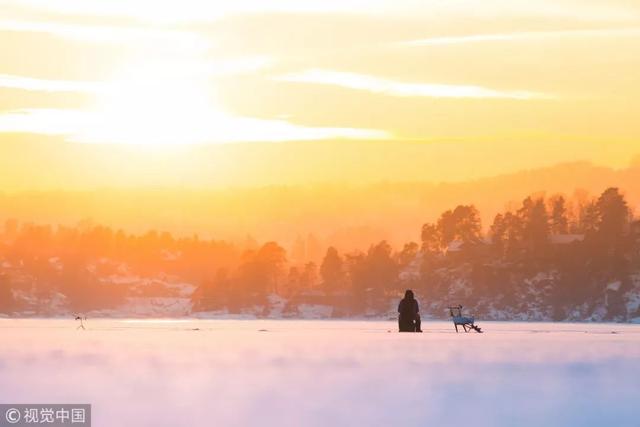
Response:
1,319,639,427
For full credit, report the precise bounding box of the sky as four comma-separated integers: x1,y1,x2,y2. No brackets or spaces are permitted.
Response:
0,0,639,186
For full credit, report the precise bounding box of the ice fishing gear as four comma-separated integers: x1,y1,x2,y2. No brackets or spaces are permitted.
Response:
448,305,482,333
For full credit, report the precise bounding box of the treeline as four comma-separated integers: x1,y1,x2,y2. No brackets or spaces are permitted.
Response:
0,221,238,312
1,187,639,319
195,187,639,318
417,188,638,320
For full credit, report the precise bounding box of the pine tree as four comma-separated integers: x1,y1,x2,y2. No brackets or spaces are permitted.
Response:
320,247,344,294
550,195,569,234
0,275,14,313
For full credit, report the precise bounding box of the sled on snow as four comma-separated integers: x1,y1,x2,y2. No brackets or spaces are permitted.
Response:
448,305,482,333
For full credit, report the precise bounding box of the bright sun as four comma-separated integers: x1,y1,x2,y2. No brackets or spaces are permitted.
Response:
87,60,225,146
73,59,384,146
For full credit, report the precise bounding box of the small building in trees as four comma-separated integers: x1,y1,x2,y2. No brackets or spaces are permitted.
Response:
550,234,585,245
445,238,492,260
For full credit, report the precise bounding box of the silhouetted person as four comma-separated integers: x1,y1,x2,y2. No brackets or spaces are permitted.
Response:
398,289,422,332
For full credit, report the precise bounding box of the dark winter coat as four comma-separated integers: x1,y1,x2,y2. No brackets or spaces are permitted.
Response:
398,298,419,321
398,294,420,332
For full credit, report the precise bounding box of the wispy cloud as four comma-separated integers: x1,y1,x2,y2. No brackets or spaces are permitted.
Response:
0,19,202,44
0,74,103,93
0,19,209,52
0,108,389,144
275,69,552,100
0,56,271,94
400,27,640,46
3,0,638,24
0,0,367,24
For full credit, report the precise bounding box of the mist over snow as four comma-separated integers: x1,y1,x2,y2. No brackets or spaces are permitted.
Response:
0,319,638,427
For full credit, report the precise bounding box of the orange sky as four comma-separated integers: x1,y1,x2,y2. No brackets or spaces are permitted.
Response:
0,0,639,187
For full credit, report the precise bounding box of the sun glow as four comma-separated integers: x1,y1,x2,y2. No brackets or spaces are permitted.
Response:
0,0,637,165
52,59,386,146
82,61,224,146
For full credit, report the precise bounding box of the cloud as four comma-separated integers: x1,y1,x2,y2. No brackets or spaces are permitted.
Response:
0,19,205,45
181,56,273,77
0,55,271,95
0,0,368,24
0,108,389,144
0,74,103,93
3,0,638,24
400,27,640,46
275,69,552,100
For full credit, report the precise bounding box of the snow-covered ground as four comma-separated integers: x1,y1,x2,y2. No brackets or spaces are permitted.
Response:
0,320,639,427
